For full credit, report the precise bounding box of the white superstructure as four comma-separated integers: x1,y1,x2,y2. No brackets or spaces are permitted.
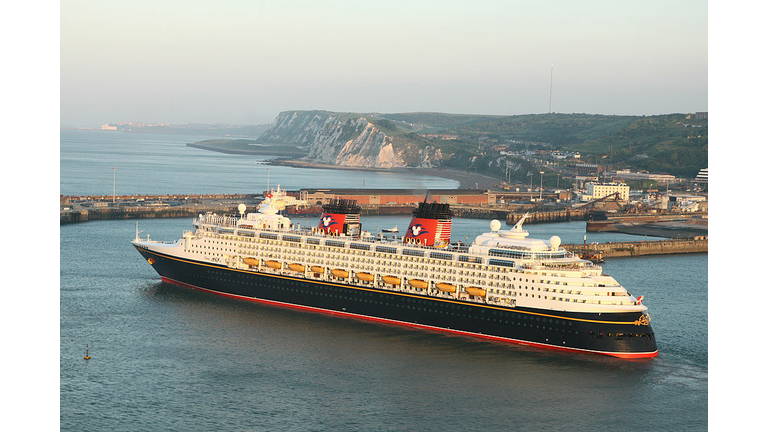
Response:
134,188,647,315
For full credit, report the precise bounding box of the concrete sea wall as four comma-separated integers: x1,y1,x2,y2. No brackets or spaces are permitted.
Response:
563,238,707,258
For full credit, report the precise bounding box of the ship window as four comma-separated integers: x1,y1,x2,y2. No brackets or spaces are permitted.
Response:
325,240,346,248
489,248,523,259
459,255,482,264
488,259,515,268
430,252,453,261
350,243,371,251
375,246,398,254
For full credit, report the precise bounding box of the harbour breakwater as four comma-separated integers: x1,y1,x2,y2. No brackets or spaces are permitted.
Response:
563,238,707,258
60,206,231,224
587,213,708,239
506,209,589,225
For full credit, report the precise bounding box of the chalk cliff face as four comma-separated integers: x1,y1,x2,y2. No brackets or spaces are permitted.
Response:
258,111,435,168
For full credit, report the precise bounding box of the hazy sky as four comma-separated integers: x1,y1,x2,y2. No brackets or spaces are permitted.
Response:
60,0,707,127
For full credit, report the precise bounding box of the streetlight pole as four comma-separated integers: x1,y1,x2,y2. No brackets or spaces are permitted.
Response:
113,167,116,203
539,171,544,201
528,172,533,201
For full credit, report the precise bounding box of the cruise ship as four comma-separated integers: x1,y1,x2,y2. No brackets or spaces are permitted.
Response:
132,187,657,358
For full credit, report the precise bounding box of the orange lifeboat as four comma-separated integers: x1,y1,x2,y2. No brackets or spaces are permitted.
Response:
356,272,374,282
311,266,325,274
465,286,486,297
288,263,306,272
436,283,456,293
331,269,349,279
243,257,259,266
382,275,401,285
408,279,428,289
265,260,282,269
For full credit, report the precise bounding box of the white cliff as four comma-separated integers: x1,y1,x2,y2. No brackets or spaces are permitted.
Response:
257,111,443,169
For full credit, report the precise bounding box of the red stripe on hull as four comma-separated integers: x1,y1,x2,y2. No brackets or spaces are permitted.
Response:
159,276,659,359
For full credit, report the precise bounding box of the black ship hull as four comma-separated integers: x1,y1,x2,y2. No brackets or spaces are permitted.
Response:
135,245,658,358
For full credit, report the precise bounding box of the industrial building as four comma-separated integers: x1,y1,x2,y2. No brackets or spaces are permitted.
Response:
297,189,493,206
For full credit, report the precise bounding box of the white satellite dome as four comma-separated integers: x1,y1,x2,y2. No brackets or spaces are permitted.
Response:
490,219,502,232
549,235,561,250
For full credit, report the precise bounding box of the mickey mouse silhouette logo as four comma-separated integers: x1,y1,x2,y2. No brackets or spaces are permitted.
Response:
322,216,338,228
410,224,429,236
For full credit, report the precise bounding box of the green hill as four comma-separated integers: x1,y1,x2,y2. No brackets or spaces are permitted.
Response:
188,111,708,182
379,112,707,178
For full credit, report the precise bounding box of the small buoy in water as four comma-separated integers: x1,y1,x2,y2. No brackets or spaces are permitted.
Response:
84,344,91,360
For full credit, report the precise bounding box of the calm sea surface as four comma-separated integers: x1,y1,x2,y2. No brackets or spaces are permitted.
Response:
60,129,458,195
60,130,708,430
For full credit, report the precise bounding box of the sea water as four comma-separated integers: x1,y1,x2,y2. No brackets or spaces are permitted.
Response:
60,129,458,195
59,130,708,430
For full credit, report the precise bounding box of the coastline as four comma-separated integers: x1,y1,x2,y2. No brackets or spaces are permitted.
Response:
267,159,504,190
183,139,505,190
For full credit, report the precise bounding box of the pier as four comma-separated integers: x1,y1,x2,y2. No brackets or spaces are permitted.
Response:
586,212,708,239
563,238,707,258
60,193,259,224
506,209,588,225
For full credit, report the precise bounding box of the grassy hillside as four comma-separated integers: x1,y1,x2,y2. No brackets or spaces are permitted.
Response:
572,115,707,178
378,112,707,178
187,139,304,157
379,112,504,131
448,113,637,146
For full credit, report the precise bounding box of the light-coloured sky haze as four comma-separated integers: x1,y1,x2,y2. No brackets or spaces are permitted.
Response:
60,0,708,127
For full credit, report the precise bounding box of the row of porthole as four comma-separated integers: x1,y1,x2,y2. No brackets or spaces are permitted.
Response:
589,331,654,339
203,269,580,333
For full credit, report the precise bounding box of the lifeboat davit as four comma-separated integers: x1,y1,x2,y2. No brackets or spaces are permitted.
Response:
465,286,486,297
288,263,306,272
356,272,374,282
243,257,259,266
436,283,456,293
408,279,428,289
382,275,401,285
311,266,325,274
265,260,282,269
331,269,349,279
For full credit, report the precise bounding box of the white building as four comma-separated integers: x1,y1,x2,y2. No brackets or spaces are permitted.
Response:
586,182,630,201
695,168,708,183
612,170,676,183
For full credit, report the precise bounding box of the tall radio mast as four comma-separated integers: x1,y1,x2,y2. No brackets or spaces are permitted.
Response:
549,64,554,114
